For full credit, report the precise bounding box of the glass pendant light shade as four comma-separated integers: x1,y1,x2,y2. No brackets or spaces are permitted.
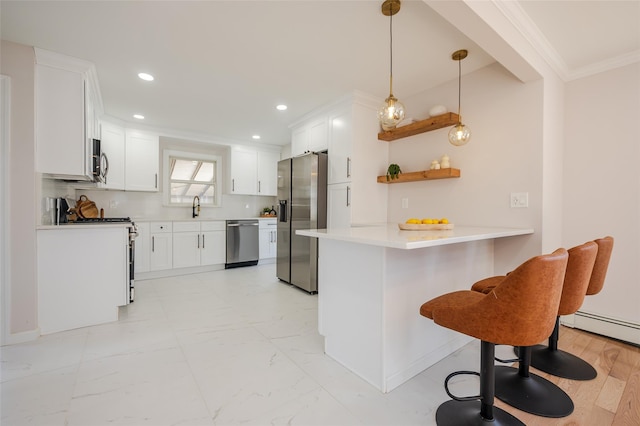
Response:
448,122,471,146
378,95,406,131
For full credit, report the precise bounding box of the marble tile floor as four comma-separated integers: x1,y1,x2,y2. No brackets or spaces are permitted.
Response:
1,264,519,425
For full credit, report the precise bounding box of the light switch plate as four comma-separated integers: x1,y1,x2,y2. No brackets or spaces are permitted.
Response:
510,192,529,208
402,198,409,209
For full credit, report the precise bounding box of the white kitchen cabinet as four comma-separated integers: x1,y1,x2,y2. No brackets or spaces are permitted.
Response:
125,129,159,192
35,48,102,181
200,221,226,266
257,151,280,196
326,93,388,227
327,182,351,229
259,219,277,261
291,116,328,157
173,222,201,269
173,221,225,268
229,148,257,195
149,222,172,271
99,121,126,190
37,226,128,334
134,221,150,273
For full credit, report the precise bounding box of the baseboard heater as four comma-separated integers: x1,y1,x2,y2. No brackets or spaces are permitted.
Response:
564,311,640,346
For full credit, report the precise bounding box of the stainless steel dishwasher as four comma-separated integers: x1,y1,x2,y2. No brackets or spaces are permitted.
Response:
225,220,259,268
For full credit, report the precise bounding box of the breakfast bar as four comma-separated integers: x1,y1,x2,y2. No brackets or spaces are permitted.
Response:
297,224,534,393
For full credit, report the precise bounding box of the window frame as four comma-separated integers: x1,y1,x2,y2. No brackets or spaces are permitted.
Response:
162,149,222,207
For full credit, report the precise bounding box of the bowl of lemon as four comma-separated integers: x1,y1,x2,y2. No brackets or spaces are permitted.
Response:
398,217,453,230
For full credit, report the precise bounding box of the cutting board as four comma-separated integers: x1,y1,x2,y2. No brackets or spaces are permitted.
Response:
398,223,454,231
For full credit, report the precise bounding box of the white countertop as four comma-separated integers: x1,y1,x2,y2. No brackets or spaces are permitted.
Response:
37,222,134,230
296,224,534,250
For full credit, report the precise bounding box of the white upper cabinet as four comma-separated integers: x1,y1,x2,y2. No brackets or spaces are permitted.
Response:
291,115,328,157
257,151,280,196
125,129,159,192
35,48,102,181
229,148,258,195
229,148,280,196
99,121,126,190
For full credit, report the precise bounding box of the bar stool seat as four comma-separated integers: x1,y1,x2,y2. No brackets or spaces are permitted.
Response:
420,248,568,426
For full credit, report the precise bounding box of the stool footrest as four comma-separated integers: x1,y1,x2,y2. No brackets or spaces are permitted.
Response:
444,370,481,402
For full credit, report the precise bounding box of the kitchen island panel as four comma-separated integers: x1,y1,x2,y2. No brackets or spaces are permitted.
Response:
318,238,492,392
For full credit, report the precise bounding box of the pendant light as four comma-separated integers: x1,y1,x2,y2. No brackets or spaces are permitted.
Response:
448,49,471,146
378,0,405,131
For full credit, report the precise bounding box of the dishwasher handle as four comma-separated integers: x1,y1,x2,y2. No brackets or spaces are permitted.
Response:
227,223,259,227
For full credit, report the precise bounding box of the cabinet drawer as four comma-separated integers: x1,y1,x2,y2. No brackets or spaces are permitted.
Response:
201,221,225,232
259,219,277,229
173,221,200,233
150,222,172,233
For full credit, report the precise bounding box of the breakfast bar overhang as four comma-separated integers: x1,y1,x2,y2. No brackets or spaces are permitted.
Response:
297,225,534,393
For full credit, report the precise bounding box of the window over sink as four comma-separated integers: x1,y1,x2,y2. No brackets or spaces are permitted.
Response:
163,150,222,207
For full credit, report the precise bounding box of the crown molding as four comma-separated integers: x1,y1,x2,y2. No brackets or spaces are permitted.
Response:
492,0,640,82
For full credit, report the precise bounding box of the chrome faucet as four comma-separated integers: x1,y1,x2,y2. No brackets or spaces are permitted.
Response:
192,195,200,218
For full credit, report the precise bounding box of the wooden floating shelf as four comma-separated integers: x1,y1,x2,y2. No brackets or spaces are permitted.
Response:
378,112,459,141
377,168,461,184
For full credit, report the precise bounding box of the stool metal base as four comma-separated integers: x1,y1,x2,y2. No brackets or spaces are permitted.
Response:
528,344,597,380
494,365,574,417
436,400,525,426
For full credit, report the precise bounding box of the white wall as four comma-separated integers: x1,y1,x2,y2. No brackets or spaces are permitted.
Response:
563,63,640,325
388,62,544,273
0,41,39,340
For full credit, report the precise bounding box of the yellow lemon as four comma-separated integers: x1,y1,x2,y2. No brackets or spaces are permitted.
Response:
421,218,430,224
406,218,421,224
440,218,449,224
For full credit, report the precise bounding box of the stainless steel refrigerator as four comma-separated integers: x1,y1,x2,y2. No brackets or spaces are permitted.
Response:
276,152,327,293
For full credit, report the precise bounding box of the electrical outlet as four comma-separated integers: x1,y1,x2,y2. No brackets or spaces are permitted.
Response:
510,192,529,208
109,200,118,209
402,198,409,209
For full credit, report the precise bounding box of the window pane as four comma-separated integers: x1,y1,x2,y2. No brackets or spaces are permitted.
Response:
170,183,214,204
194,162,214,182
171,159,198,180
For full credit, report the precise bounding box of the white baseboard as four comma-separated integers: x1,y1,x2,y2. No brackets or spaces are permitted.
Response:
562,311,640,345
1,328,40,346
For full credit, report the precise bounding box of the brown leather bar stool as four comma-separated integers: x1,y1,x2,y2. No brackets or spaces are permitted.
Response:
475,242,598,417
529,236,614,380
420,248,568,426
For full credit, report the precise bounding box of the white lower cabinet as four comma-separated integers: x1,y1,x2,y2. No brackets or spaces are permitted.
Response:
327,183,351,229
172,221,225,268
134,222,150,273
149,222,173,271
259,219,277,261
37,226,128,334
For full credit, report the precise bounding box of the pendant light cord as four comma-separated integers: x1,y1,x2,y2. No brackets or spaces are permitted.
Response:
389,8,393,96
457,58,461,119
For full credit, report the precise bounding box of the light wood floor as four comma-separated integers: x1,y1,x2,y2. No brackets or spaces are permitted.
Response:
495,325,640,426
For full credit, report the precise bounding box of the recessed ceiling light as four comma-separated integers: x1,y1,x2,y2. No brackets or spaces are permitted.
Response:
276,104,287,111
133,114,145,120
138,72,154,81
252,135,261,140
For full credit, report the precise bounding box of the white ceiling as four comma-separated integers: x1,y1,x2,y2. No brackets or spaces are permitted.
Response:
2,1,638,147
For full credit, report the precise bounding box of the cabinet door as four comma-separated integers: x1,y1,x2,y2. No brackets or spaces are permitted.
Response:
125,130,159,192
134,222,150,273
200,231,225,265
308,117,328,152
36,64,87,178
149,233,172,271
259,228,271,260
230,148,258,194
327,183,351,229
99,122,125,190
327,108,353,185
257,151,279,196
291,126,308,157
173,232,201,269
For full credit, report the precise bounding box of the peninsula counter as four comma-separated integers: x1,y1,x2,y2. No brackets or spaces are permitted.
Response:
297,224,533,393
